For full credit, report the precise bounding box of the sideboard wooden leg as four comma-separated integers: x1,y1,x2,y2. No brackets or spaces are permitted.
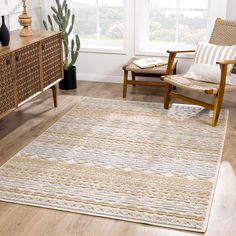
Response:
51,85,58,107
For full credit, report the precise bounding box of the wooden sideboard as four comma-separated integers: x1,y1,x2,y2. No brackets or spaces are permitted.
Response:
0,30,63,119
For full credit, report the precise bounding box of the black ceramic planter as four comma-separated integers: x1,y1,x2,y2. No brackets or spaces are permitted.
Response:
0,15,10,46
59,66,77,90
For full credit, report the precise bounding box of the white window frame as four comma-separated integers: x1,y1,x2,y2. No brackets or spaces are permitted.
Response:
71,0,129,55
134,0,228,58
0,0,9,15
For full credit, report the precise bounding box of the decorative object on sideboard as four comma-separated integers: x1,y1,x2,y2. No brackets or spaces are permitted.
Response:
43,0,80,90
18,0,32,37
0,15,10,46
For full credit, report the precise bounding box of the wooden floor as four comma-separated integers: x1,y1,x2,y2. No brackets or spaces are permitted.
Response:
0,81,235,236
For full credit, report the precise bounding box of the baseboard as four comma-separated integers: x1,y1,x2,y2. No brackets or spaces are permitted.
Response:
77,73,155,84
77,73,124,84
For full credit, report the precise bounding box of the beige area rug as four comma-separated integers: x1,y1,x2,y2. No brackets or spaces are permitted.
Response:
0,97,228,232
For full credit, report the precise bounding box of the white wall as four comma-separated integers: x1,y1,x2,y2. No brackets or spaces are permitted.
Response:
76,0,236,84
0,0,42,31
227,0,236,20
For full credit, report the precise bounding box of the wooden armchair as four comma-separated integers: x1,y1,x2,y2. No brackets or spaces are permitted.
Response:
163,18,236,127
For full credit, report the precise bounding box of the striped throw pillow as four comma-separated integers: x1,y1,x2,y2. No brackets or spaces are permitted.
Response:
194,42,236,65
183,42,236,84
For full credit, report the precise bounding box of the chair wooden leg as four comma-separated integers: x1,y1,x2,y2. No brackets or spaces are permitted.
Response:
212,93,223,127
132,72,136,87
212,63,227,127
51,85,58,107
164,83,172,109
123,70,128,98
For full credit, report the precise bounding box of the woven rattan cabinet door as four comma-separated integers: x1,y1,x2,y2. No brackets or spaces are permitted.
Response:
0,53,15,117
15,43,41,104
42,33,63,88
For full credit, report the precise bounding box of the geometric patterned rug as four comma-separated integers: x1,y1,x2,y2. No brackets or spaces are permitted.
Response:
0,97,228,232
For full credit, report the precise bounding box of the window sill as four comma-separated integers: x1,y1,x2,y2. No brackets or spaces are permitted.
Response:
135,50,195,59
80,47,127,55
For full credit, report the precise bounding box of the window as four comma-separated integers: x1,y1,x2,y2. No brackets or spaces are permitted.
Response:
71,0,227,55
135,0,227,55
71,0,125,52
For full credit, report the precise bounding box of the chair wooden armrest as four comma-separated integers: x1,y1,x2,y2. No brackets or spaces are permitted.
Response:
167,50,196,54
216,60,236,90
216,60,236,65
165,50,195,75
216,60,235,97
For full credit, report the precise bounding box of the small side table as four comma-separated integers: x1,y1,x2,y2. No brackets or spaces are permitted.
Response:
122,57,177,98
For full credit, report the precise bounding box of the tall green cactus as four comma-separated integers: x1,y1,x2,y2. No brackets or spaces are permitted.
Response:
43,0,80,69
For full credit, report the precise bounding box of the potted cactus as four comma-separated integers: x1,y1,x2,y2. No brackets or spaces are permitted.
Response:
43,0,80,90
